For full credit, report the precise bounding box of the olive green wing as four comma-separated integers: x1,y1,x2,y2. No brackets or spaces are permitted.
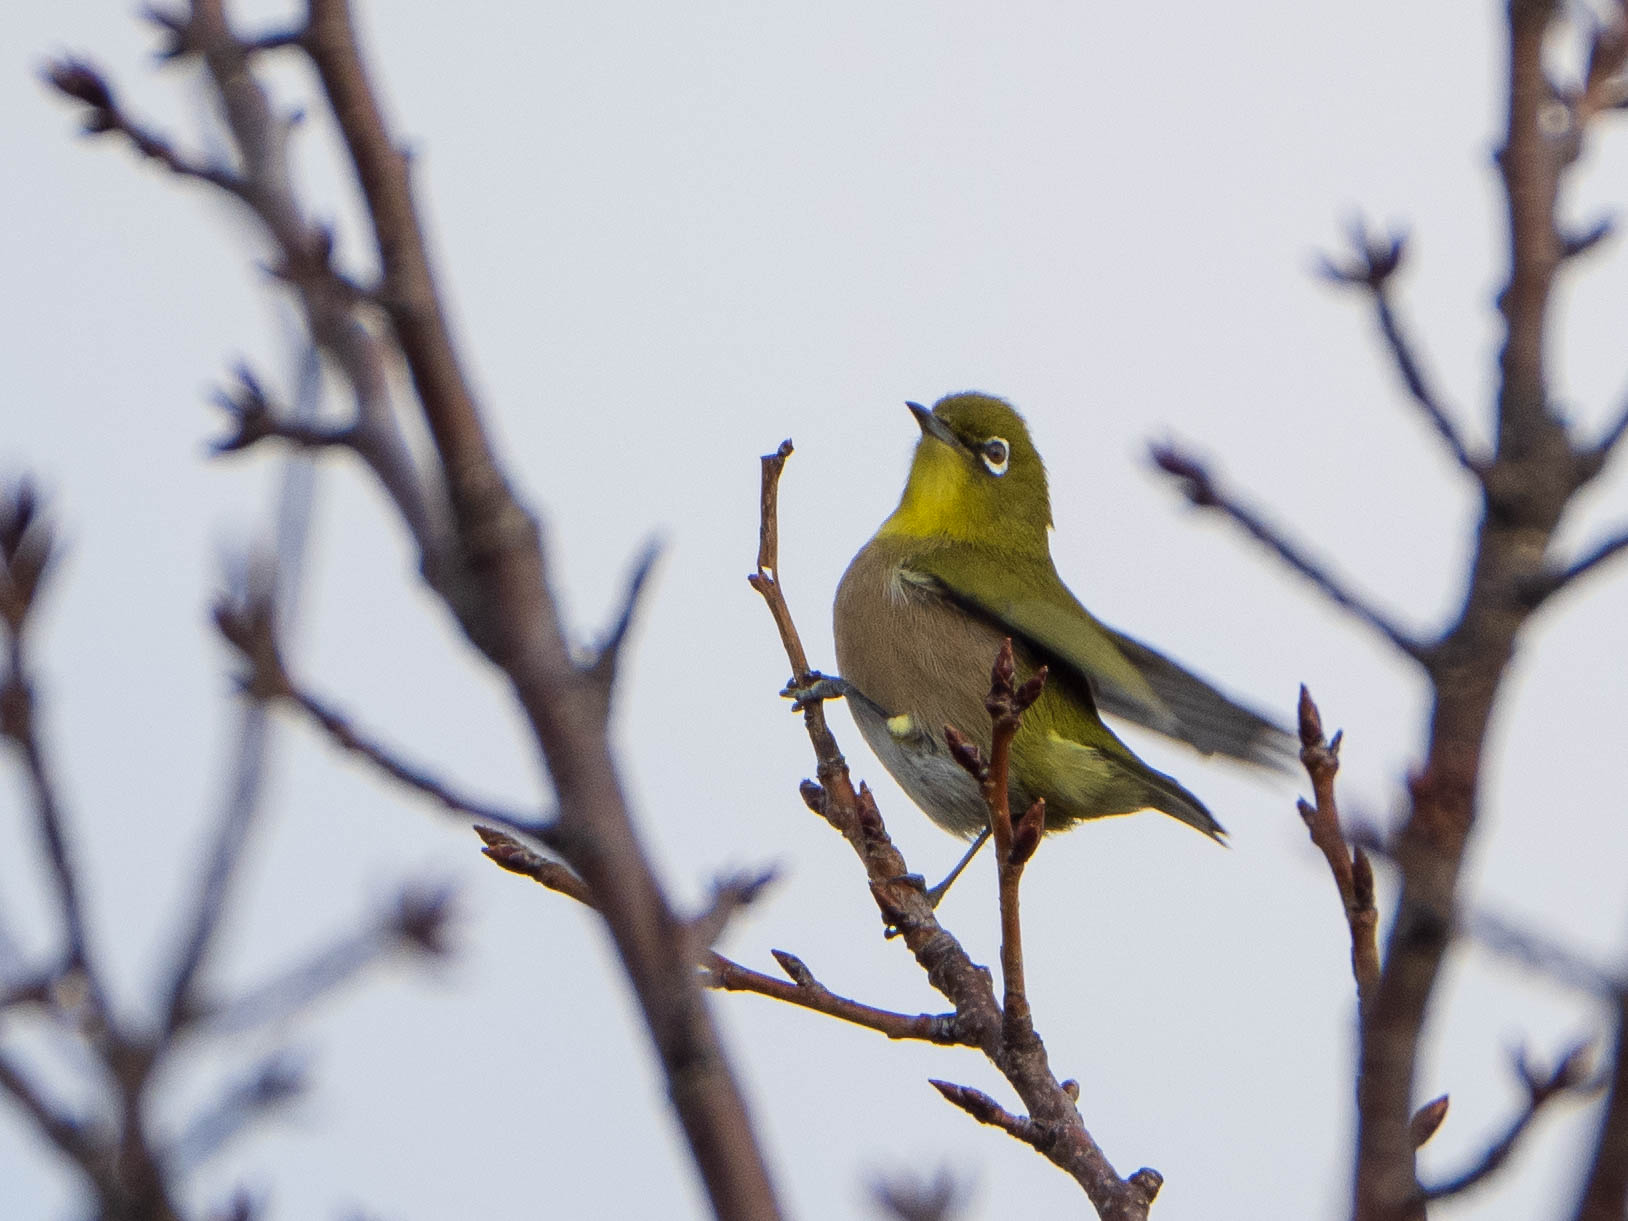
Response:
909,545,1294,771
1097,627,1295,771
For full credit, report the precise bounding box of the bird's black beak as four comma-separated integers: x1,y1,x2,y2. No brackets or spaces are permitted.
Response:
906,401,961,449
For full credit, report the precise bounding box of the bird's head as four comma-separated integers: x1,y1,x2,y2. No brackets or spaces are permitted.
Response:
880,392,1052,548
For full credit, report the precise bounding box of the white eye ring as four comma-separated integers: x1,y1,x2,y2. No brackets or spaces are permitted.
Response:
981,437,1010,477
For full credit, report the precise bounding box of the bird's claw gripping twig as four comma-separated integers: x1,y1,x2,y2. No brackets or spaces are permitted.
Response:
781,672,851,711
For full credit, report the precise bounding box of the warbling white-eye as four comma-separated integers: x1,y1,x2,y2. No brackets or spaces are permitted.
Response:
825,392,1288,891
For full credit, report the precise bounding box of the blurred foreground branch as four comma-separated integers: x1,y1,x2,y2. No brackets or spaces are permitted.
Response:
47,2,783,1217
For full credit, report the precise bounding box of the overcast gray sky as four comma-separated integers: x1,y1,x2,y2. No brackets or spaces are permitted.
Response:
6,3,1628,1218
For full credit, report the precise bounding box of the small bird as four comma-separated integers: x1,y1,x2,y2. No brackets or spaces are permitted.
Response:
828,392,1289,889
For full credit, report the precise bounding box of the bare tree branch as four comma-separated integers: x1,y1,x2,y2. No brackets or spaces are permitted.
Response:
158,344,323,1041
1574,986,1628,1221
686,869,778,955
196,887,452,1035
943,645,1050,1059
871,1168,967,1221
287,680,547,837
1296,688,1381,1013
289,8,784,1210
43,57,246,195
1465,909,1624,998
210,365,357,455
0,1048,102,1170
47,14,449,577
167,1054,306,1171
1422,1041,1595,1201
1523,527,1628,605
1351,4,1592,1217
705,955,974,1046
0,486,103,1013
1320,222,1483,474
1150,442,1435,664
584,539,663,698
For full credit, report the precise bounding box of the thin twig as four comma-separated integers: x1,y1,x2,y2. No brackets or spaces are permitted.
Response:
1465,909,1623,998
1320,222,1482,474
1375,293,1481,474
196,889,450,1034
930,1079,1051,1146
1523,528,1628,605
1583,397,1628,476
0,1048,98,1168
0,485,104,1015
166,1054,305,1170
1296,687,1381,1013
1,642,99,1001
475,825,595,904
585,539,663,697
946,644,1049,1051
1574,989,1628,1221
705,956,974,1045
287,684,549,837
687,870,778,955
1422,1041,1594,1200
47,24,448,575
43,58,246,196
160,346,323,1039
475,824,972,1045
1150,443,1433,664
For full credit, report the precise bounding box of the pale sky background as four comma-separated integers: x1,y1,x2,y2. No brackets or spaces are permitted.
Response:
6,3,1628,1219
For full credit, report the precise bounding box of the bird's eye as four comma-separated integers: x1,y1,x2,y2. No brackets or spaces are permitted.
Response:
981,437,1009,477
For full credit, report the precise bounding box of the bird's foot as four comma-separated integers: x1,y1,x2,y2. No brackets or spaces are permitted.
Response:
781,671,851,711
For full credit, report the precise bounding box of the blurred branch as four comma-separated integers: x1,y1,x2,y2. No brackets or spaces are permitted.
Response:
871,1167,966,1221
687,869,778,955
294,5,786,1211
285,680,547,834
1523,527,1628,605
1295,688,1380,1013
45,20,447,578
1582,395,1628,478
167,1054,306,1171
159,341,323,1041
1575,988,1628,1221
1320,223,1483,475
197,886,452,1035
42,57,245,195
0,484,103,1013
0,1048,101,1171
212,589,549,837
584,540,663,697
1464,909,1624,998
49,2,783,1217
1149,443,1434,665
210,365,356,455
1421,1041,1595,1201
